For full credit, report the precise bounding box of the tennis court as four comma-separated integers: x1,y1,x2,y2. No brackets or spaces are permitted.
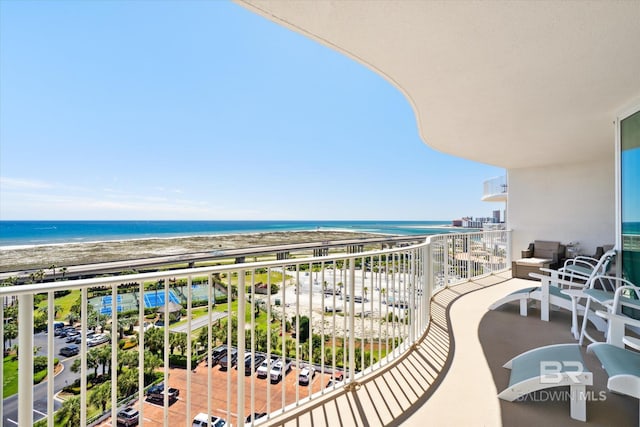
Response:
176,284,224,303
140,290,181,308
91,293,137,315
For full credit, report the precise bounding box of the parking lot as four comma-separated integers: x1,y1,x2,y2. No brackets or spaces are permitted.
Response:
101,357,334,426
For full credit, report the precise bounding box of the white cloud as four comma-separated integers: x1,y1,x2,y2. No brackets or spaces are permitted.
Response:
0,177,53,190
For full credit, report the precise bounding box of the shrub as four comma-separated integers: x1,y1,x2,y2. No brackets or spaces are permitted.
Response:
33,370,47,384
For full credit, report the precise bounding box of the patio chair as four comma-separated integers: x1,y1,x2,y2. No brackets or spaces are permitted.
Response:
587,285,640,423
578,275,635,345
489,249,616,333
511,240,565,280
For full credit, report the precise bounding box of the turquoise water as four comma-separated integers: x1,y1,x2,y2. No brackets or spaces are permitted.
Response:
0,220,452,247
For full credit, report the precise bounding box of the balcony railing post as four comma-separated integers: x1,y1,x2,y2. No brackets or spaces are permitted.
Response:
0,297,4,426
348,257,356,381
238,270,246,427
423,242,431,329
18,294,34,427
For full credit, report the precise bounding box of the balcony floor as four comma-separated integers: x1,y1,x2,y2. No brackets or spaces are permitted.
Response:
270,272,637,427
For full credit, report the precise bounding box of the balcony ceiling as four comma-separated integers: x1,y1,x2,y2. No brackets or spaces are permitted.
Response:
238,1,640,169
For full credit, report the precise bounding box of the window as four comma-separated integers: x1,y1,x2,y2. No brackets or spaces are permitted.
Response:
620,108,640,285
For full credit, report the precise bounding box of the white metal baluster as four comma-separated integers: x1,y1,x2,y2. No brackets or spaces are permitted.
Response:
0,298,3,425
111,283,118,426
47,291,54,427
186,276,193,426
80,288,88,426
226,273,232,425
281,263,287,412
163,280,170,425
266,268,271,417
237,270,246,427
138,281,145,426
18,294,34,426
368,255,374,369
360,255,365,372
295,265,301,405
348,257,355,382
249,269,256,425
207,274,213,423
307,263,312,400
319,261,326,397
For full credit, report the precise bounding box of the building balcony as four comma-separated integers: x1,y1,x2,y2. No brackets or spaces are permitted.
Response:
2,230,513,427
2,229,636,426
482,176,508,203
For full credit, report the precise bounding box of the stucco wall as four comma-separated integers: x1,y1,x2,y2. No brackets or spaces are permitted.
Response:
507,158,615,261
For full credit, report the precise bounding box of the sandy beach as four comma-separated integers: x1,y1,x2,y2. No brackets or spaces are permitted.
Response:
0,230,384,273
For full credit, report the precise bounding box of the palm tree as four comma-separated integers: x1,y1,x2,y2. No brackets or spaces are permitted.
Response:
118,349,138,375
60,267,68,279
143,350,162,379
35,269,45,283
97,345,112,376
145,327,164,356
117,368,139,398
65,312,78,326
87,348,101,379
3,322,17,352
56,396,80,426
175,333,187,356
89,380,111,412
49,264,57,281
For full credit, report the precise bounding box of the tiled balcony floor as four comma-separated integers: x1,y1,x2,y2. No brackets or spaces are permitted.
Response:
266,272,637,427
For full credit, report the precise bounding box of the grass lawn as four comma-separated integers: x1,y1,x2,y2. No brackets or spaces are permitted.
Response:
35,289,80,322
2,355,18,398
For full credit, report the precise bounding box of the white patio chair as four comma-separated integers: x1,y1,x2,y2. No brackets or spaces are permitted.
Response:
578,275,636,345
490,249,616,335
587,285,640,424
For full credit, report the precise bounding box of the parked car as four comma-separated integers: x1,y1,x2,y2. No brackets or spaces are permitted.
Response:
146,383,179,402
298,366,316,385
326,371,344,388
87,333,109,347
210,345,229,366
218,347,238,370
245,412,267,423
192,412,228,427
58,326,76,338
256,360,270,378
116,407,139,426
237,352,266,375
269,359,292,382
65,330,80,342
59,344,79,357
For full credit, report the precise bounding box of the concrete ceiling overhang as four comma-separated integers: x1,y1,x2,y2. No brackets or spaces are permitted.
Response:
237,0,640,169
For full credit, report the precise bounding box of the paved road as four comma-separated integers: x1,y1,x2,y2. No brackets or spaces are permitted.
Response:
169,311,229,333
3,332,79,426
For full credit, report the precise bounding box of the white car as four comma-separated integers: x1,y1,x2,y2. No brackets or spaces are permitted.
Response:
192,412,229,427
269,359,292,382
256,360,269,378
298,366,316,385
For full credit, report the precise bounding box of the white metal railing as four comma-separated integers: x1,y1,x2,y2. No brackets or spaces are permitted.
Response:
482,175,508,201
0,230,509,427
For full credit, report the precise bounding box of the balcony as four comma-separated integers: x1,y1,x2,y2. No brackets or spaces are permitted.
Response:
1,230,513,426
481,176,508,203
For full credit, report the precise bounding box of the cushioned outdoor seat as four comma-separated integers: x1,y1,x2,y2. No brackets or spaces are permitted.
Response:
499,343,593,421
512,240,565,280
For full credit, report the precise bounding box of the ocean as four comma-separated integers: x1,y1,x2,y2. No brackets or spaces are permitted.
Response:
0,220,452,248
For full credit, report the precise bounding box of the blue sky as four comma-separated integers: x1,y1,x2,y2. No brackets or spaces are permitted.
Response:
0,0,504,221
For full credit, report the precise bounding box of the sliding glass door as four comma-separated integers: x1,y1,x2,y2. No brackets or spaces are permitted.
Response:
620,107,640,285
